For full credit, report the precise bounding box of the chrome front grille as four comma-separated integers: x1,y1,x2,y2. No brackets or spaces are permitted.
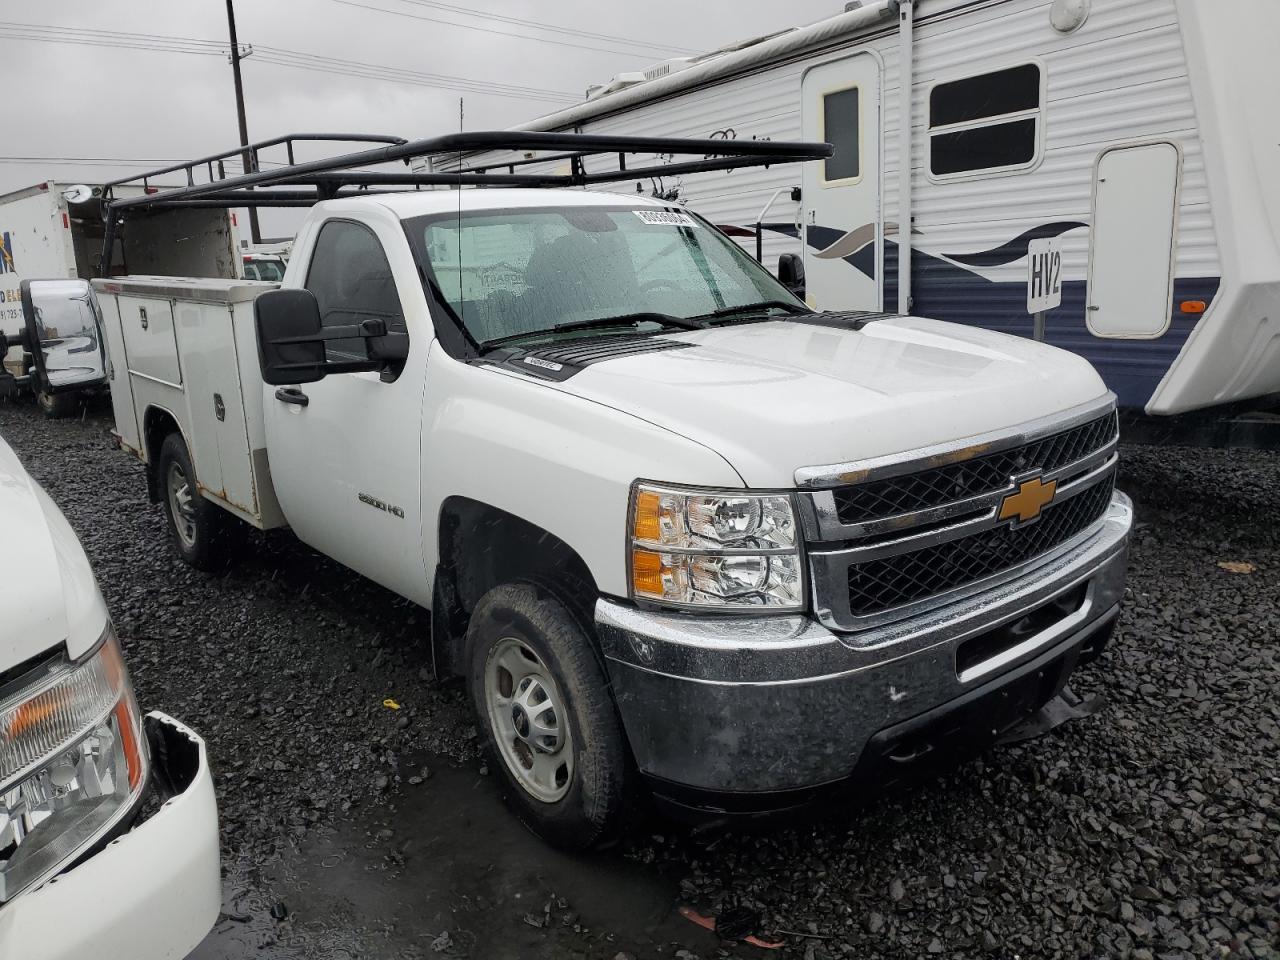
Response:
832,411,1119,525
846,472,1114,616
798,397,1120,632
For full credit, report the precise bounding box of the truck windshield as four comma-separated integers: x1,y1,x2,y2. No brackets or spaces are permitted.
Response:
411,206,804,347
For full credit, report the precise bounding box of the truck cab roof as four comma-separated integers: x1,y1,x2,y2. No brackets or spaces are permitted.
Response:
321,188,671,220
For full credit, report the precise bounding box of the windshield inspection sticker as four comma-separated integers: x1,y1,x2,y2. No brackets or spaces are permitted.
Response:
634,210,696,227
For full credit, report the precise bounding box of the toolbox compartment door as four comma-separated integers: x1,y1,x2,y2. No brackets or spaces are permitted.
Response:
96,291,142,454
173,300,255,519
119,295,183,385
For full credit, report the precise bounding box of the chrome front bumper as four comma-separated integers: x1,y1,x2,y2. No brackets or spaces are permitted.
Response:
596,491,1132,804
0,713,220,960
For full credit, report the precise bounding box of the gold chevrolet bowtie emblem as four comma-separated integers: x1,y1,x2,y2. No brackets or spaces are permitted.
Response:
999,476,1057,525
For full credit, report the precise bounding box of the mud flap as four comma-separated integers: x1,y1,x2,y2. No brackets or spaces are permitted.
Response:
994,685,1105,746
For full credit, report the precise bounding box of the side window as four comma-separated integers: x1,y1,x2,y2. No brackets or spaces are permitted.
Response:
822,86,860,183
305,220,406,361
928,64,1042,178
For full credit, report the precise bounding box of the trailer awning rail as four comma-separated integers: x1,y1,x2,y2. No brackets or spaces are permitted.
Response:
99,131,833,212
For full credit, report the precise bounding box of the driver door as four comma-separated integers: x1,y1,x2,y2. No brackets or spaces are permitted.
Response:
262,214,431,606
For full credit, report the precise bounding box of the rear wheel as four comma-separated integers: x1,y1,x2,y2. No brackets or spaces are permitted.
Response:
36,387,79,419
158,432,239,571
467,582,632,850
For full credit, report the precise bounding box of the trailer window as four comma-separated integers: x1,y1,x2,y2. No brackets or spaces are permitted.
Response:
929,64,1042,178
822,86,860,183
305,221,405,362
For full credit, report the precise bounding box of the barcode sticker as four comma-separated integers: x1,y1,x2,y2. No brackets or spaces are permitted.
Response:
634,210,696,227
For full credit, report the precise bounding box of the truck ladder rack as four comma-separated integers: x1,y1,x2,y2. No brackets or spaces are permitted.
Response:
96,130,831,276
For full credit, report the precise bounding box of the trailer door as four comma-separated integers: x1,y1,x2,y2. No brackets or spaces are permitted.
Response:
801,55,881,311
1086,142,1181,339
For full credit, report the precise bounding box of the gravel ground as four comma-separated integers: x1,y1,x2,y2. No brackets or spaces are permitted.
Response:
1,397,1277,960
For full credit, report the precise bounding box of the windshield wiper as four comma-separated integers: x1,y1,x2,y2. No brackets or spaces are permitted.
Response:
696,299,811,322
476,312,704,353
552,312,706,334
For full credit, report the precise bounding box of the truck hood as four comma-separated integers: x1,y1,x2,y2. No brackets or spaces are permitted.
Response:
547,318,1110,487
0,436,107,668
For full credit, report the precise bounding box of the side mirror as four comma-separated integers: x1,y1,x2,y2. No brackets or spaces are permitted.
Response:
253,289,401,386
20,279,107,395
777,254,806,300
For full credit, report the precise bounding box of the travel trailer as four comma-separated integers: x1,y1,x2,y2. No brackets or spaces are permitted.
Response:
457,0,1280,416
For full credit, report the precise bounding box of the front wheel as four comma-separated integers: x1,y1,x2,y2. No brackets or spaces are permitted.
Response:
467,583,633,850
158,432,239,571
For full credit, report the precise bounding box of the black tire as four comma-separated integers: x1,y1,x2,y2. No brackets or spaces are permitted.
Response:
157,432,239,571
466,582,632,850
36,387,79,419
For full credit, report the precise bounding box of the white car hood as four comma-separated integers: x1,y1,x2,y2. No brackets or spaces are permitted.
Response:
549,318,1111,487
0,436,107,668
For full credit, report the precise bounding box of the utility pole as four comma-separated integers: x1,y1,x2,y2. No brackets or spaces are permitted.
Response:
226,0,261,244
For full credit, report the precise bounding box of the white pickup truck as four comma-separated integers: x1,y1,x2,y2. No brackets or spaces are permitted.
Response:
19,133,1132,847
0,435,219,957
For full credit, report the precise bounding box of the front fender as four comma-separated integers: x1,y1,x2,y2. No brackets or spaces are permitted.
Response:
420,349,743,598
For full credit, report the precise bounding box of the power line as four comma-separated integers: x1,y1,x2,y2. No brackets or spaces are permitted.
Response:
327,0,668,61
0,21,577,103
397,0,697,55
0,21,223,57
250,44,575,102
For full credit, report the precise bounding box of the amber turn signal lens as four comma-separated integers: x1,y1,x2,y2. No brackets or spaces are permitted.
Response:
6,693,69,740
632,489,663,543
631,548,667,596
1181,300,1207,314
114,699,145,790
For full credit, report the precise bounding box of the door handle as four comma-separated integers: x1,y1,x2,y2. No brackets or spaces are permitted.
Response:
275,386,309,407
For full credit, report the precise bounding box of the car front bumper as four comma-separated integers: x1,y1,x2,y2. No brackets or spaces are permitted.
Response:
596,491,1133,812
0,712,220,960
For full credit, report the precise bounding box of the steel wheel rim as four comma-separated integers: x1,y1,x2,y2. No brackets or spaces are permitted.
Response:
166,461,198,549
484,637,573,803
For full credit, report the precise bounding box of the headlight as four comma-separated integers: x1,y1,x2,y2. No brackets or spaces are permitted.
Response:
0,625,147,902
628,482,805,611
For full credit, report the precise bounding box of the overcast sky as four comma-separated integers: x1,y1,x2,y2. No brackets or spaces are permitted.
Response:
1,0,840,236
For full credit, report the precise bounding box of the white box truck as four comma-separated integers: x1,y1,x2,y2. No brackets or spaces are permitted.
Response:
0,180,240,416
22,132,1131,848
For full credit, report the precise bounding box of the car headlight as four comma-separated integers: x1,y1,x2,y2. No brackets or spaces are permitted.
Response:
628,482,805,611
0,624,147,903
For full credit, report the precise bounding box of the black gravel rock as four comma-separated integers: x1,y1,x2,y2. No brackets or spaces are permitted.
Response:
2,400,1276,960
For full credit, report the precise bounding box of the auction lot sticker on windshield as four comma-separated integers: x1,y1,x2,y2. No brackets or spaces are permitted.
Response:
634,210,696,227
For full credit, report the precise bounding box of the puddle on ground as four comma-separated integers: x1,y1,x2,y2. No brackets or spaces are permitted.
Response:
191,760,720,960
